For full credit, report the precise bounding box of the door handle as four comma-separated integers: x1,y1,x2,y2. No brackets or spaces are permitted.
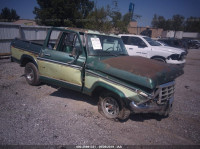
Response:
44,53,51,57
129,48,133,50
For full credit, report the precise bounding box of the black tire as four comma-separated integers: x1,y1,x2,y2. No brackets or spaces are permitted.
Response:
98,92,130,120
11,57,14,62
152,57,166,63
24,62,40,86
195,45,199,49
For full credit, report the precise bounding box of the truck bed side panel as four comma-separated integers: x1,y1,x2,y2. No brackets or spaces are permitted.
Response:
11,38,42,55
11,46,38,63
11,38,42,63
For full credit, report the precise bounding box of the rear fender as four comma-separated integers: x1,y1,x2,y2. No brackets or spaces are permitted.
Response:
20,54,38,68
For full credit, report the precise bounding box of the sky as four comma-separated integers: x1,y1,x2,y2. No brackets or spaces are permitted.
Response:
0,0,200,27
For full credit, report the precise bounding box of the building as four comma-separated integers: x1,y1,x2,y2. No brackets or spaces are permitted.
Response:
13,19,37,26
127,21,163,38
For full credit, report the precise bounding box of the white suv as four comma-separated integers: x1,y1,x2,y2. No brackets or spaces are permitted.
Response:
119,34,186,64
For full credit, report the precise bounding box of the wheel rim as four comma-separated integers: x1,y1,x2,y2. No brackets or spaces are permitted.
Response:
25,67,34,81
102,97,119,117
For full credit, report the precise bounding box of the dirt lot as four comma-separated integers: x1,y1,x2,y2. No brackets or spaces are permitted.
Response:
0,49,200,145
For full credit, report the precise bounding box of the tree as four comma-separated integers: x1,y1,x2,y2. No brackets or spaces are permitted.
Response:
33,0,94,27
171,14,185,31
164,19,172,30
0,7,20,22
84,6,112,32
151,14,158,27
110,11,130,33
151,14,167,29
157,16,166,29
111,11,122,28
109,0,132,33
184,17,200,32
151,14,186,31
120,12,132,33
34,0,132,33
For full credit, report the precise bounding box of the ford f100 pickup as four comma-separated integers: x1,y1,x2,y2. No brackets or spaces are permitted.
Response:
11,27,184,120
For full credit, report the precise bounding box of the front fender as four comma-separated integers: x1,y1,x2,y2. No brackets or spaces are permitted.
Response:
91,81,126,98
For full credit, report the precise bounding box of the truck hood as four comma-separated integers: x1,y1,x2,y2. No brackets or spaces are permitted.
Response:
87,56,183,90
153,46,185,54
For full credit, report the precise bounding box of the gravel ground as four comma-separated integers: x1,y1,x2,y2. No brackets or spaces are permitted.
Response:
0,49,200,145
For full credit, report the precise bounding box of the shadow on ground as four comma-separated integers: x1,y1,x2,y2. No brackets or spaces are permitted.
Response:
129,113,168,122
49,86,98,106
48,85,168,122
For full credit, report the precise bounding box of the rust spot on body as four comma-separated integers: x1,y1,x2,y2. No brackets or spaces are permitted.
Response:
102,56,173,78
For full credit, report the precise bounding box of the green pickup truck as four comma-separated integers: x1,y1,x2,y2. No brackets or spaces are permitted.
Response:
11,27,183,120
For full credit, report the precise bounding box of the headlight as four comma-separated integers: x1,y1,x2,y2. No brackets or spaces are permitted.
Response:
167,54,180,60
136,90,148,97
136,90,153,99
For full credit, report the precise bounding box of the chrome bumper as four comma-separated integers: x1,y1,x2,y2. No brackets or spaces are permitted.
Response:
129,97,174,115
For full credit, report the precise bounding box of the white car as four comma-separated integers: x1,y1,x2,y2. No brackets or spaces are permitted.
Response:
119,34,186,64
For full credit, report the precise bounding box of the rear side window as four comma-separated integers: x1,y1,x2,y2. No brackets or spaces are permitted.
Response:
128,37,146,47
121,36,146,47
47,29,83,55
47,30,62,50
121,36,129,44
57,32,76,53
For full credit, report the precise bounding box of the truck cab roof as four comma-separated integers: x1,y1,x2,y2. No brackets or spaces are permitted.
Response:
118,34,147,38
64,27,120,38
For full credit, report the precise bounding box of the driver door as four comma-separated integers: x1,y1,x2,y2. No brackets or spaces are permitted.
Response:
127,36,148,57
37,28,85,91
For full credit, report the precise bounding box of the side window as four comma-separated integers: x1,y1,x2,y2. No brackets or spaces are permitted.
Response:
58,32,76,53
128,37,137,45
73,36,82,55
121,36,129,44
128,37,146,47
47,29,82,55
47,30,62,50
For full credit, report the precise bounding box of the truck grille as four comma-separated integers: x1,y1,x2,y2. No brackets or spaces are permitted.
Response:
154,81,175,105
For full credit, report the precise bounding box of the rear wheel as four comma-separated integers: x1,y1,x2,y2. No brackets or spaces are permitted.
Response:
98,92,130,120
24,62,40,86
11,57,14,62
195,45,200,49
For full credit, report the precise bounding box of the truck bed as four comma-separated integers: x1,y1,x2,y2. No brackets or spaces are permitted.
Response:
11,38,43,54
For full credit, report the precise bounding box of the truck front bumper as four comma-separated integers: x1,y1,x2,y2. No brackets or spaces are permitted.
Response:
129,97,174,116
166,59,186,64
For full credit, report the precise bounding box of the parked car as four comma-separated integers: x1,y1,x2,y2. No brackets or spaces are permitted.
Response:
188,39,200,49
119,34,186,64
11,27,183,120
140,28,152,37
156,40,188,55
158,38,189,52
156,40,169,46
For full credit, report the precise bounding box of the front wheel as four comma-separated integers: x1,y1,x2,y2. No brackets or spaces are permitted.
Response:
152,57,166,63
24,62,40,86
98,92,130,120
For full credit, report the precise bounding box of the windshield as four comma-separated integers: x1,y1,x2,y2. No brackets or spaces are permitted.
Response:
143,37,161,46
87,34,128,56
158,40,169,46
